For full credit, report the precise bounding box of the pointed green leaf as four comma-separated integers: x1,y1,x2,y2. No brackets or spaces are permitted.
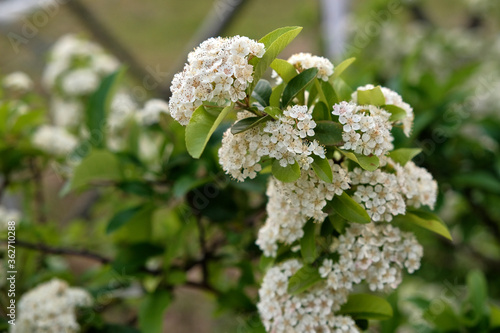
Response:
270,83,285,107
312,102,330,121
86,67,126,148
231,115,272,134
388,148,422,166
185,103,233,158
272,159,301,183
252,79,272,107
313,121,343,146
490,304,500,328
382,104,408,122
393,210,452,240
331,77,353,102
270,58,298,83
287,264,322,295
282,67,318,107
106,205,144,234
249,26,303,93
340,150,379,171
139,290,171,333
319,80,338,109
332,57,356,80
330,192,371,224
465,270,488,325
328,213,348,234
300,219,317,264
71,149,121,190
264,106,283,120
312,155,333,183
356,86,386,106
339,294,393,320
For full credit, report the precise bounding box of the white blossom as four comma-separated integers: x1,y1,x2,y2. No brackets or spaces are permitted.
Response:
168,35,265,125
2,71,33,92
32,125,78,156
136,99,169,126
12,278,92,333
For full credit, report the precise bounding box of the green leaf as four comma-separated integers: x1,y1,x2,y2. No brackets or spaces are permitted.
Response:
263,106,283,119
287,264,322,295
139,290,171,333
252,79,272,107
328,213,348,234
393,210,452,240
86,68,126,148
356,86,386,106
312,155,333,183
269,83,284,108
423,302,460,331
313,120,343,146
11,110,44,133
465,270,488,325
330,192,371,224
340,150,379,171
490,304,500,328
106,205,144,234
318,80,338,109
185,103,233,158
388,148,422,166
311,102,330,121
118,181,154,197
452,172,500,195
249,26,303,93
331,77,353,101
383,104,408,122
339,294,393,320
272,159,301,183
332,57,356,80
71,149,121,190
270,58,298,83
259,255,275,271
282,67,318,107
113,242,163,273
231,115,272,134
300,219,317,264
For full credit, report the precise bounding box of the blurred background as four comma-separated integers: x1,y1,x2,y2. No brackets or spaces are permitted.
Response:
1,0,500,332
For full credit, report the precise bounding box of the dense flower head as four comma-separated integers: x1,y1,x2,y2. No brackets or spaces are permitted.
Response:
168,36,265,125
12,278,92,333
257,259,359,333
351,84,414,137
136,99,169,126
32,125,78,156
43,34,119,97
333,101,394,157
394,161,438,209
2,71,33,92
256,164,350,257
319,223,423,294
287,52,335,81
218,105,325,182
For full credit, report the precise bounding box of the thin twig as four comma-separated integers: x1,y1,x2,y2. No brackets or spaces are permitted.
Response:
29,158,47,224
12,239,111,264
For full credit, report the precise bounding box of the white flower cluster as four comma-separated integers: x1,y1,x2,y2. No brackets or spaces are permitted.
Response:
43,34,119,97
350,168,405,222
136,99,170,126
168,36,265,125
287,52,335,81
395,161,438,209
320,223,423,293
219,106,325,182
32,125,78,156
2,72,33,92
0,206,21,231
12,278,93,333
257,164,350,257
333,101,394,157
352,85,414,137
349,159,438,222
258,259,359,333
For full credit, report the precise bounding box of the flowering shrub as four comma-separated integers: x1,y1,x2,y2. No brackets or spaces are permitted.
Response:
166,26,447,332
1,20,498,333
